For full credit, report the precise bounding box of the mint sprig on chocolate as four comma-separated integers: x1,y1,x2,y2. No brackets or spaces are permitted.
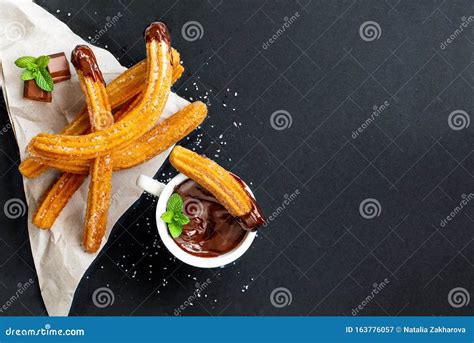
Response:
161,193,190,238
15,55,54,92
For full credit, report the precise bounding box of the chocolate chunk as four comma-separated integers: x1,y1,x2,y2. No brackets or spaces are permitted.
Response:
47,52,71,83
24,80,52,102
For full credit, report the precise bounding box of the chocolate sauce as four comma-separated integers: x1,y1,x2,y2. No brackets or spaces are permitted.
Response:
173,179,246,257
70,45,105,84
144,22,171,46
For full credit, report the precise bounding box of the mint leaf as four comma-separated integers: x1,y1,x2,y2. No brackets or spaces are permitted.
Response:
15,55,54,90
21,70,36,81
175,213,190,225
167,193,183,212
161,210,174,223
168,221,183,238
35,55,50,68
35,67,54,91
15,56,36,68
164,194,188,238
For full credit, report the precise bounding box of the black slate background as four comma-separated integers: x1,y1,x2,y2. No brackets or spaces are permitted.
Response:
0,0,473,316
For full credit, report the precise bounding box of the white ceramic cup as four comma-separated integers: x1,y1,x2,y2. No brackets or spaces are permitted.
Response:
136,173,256,268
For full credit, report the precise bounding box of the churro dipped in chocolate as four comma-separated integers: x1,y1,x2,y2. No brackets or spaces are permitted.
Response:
71,45,114,253
169,146,265,230
28,22,173,160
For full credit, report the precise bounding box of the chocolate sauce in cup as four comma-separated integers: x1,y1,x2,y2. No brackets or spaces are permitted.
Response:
173,179,247,257
137,173,262,268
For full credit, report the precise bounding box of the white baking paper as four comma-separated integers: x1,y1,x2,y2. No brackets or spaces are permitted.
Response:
0,0,188,315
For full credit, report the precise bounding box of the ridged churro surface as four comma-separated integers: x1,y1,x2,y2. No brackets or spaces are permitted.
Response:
26,102,207,174
169,146,252,217
73,46,115,253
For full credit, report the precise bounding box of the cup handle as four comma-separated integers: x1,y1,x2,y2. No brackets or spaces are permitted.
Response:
136,175,166,197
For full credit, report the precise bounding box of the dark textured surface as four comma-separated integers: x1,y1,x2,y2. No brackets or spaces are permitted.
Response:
0,0,473,316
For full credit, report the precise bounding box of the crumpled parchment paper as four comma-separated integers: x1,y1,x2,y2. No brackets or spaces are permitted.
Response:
0,0,188,315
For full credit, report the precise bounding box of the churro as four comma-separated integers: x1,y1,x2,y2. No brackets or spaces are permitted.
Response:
169,146,265,229
28,101,207,174
27,23,172,160
72,45,115,253
33,173,86,229
83,154,113,252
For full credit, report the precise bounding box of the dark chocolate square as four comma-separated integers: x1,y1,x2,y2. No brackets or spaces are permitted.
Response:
47,52,71,83
23,80,52,102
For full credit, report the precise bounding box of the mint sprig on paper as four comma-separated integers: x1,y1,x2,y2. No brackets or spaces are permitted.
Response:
161,193,190,238
15,55,54,92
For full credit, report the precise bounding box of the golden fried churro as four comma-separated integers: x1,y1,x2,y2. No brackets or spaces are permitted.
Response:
169,146,265,229
19,160,47,179
83,154,112,252
27,23,173,160
33,173,86,229
71,45,115,253
28,101,207,174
